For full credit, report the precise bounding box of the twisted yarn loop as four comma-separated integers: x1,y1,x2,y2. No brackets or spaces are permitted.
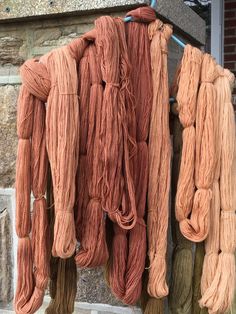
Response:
146,19,172,301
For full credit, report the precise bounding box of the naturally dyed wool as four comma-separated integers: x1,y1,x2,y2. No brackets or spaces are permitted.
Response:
46,174,77,314
200,69,236,313
200,65,224,301
75,44,109,268
169,56,194,314
14,37,88,314
146,18,172,311
180,54,218,242
108,8,155,305
175,45,203,241
192,243,207,314
15,86,49,313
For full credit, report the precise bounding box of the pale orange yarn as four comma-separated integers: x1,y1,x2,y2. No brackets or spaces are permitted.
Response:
179,54,218,242
200,69,236,313
175,45,202,231
147,19,172,298
200,65,224,298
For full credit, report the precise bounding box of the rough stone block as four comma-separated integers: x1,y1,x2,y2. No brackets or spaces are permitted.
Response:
0,85,18,187
0,36,24,66
77,267,122,306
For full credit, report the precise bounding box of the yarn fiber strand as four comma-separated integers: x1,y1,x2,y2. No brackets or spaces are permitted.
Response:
200,70,236,313
179,53,217,242
147,19,172,300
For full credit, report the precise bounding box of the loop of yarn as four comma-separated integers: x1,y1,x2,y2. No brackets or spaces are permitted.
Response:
75,44,108,267
108,12,152,305
169,51,199,314
200,65,224,298
95,16,137,230
178,53,217,242
175,46,202,241
15,83,49,314
199,69,236,313
146,19,172,301
43,43,87,258
126,7,156,23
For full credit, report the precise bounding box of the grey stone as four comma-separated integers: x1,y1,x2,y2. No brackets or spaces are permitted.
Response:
0,0,148,20
0,36,24,66
0,85,18,188
157,0,205,45
0,0,205,44
77,267,123,306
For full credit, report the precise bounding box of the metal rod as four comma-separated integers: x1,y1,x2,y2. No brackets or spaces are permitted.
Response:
171,34,186,48
151,0,157,8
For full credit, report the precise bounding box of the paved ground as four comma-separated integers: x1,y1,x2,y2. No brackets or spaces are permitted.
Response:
0,298,142,314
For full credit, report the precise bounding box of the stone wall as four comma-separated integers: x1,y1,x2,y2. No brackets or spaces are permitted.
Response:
0,8,183,311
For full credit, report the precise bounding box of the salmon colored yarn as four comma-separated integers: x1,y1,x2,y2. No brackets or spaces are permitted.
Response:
14,86,49,314
75,44,109,267
147,19,172,299
178,53,218,242
15,37,88,313
200,69,236,313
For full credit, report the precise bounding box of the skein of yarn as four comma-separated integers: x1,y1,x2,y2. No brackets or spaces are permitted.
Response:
14,37,88,313
95,16,137,230
146,18,172,303
200,69,236,313
200,65,224,299
175,45,203,241
76,43,109,267
192,242,207,314
14,84,49,314
170,46,202,314
179,53,218,242
169,66,194,314
108,9,155,304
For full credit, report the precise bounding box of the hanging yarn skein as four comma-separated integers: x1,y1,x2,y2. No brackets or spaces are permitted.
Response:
200,69,236,313
200,65,224,300
76,43,109,267
94,16,137,230
175,45,203,241
178,53,218,242
14,37,88,314
169,65,193,314
146,18,172,301
14,83,49,313
108,9,155,305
